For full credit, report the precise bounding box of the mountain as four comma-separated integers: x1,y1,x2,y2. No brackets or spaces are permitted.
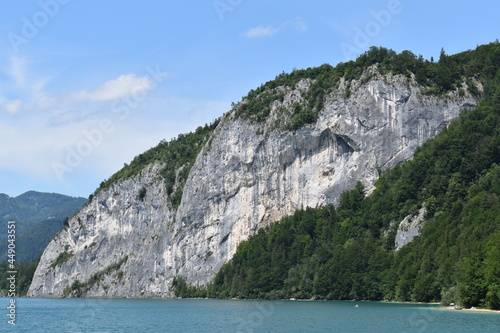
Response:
0,191,87,263
174,78,500,309
28,43,498,299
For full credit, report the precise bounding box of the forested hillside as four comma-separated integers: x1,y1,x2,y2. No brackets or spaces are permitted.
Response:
95,120,219,208
0,191,86,263
0,191,85,295
172,42,500,309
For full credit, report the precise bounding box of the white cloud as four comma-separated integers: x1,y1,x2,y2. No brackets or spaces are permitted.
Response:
0,56,177,196
2,99,22,114
7,55,27,87
326,19,352,38
284,18,308,33
33,73,164,122
75,74,155,102
0,56,51,115
0,94,228,198
242,26,280,38
36,95,56,109
242,18,307,38
1,55,170,118
47,109,86,126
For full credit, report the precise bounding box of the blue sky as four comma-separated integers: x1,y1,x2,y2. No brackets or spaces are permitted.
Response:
0,0,499,198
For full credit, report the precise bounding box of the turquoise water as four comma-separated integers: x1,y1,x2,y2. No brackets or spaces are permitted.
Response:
2,298,499,332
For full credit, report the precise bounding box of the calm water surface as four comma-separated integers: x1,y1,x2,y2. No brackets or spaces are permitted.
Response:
2,298,499,332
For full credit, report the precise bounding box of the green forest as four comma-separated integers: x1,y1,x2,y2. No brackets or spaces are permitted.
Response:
0,192,86,263
94,120,219,208
234,42,498,130
171,42,500,309
0,258,40,296
0,192,85,296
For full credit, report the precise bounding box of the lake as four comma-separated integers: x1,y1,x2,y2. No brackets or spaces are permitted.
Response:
2,298,499,332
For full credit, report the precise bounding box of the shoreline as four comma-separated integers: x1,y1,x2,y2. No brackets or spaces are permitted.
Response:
438,306,500,314
5,296,500,313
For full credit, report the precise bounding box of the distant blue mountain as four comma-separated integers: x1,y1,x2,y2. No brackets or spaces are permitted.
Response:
1,191,86,263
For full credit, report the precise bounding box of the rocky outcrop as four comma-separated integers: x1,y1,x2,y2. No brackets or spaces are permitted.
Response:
28,71,477,297
28,164,176,297
395,207,426,250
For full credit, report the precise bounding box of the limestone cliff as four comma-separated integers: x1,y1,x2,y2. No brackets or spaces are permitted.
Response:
28,69,477,297
395,207,426,251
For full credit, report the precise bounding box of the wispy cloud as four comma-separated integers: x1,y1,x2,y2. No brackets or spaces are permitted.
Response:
0,55,185,194
242,18,307,38
74,74,155,102
0,55,51,115
47,109,87,127
326,19,352,39
243,26,280,38
0,50,221,197
35,73,166,120
2,99,23,114
7,55,27,87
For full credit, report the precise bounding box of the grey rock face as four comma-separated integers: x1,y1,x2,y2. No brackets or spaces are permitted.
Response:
395,207,426,250
28,72,477,297
28,164,176,297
